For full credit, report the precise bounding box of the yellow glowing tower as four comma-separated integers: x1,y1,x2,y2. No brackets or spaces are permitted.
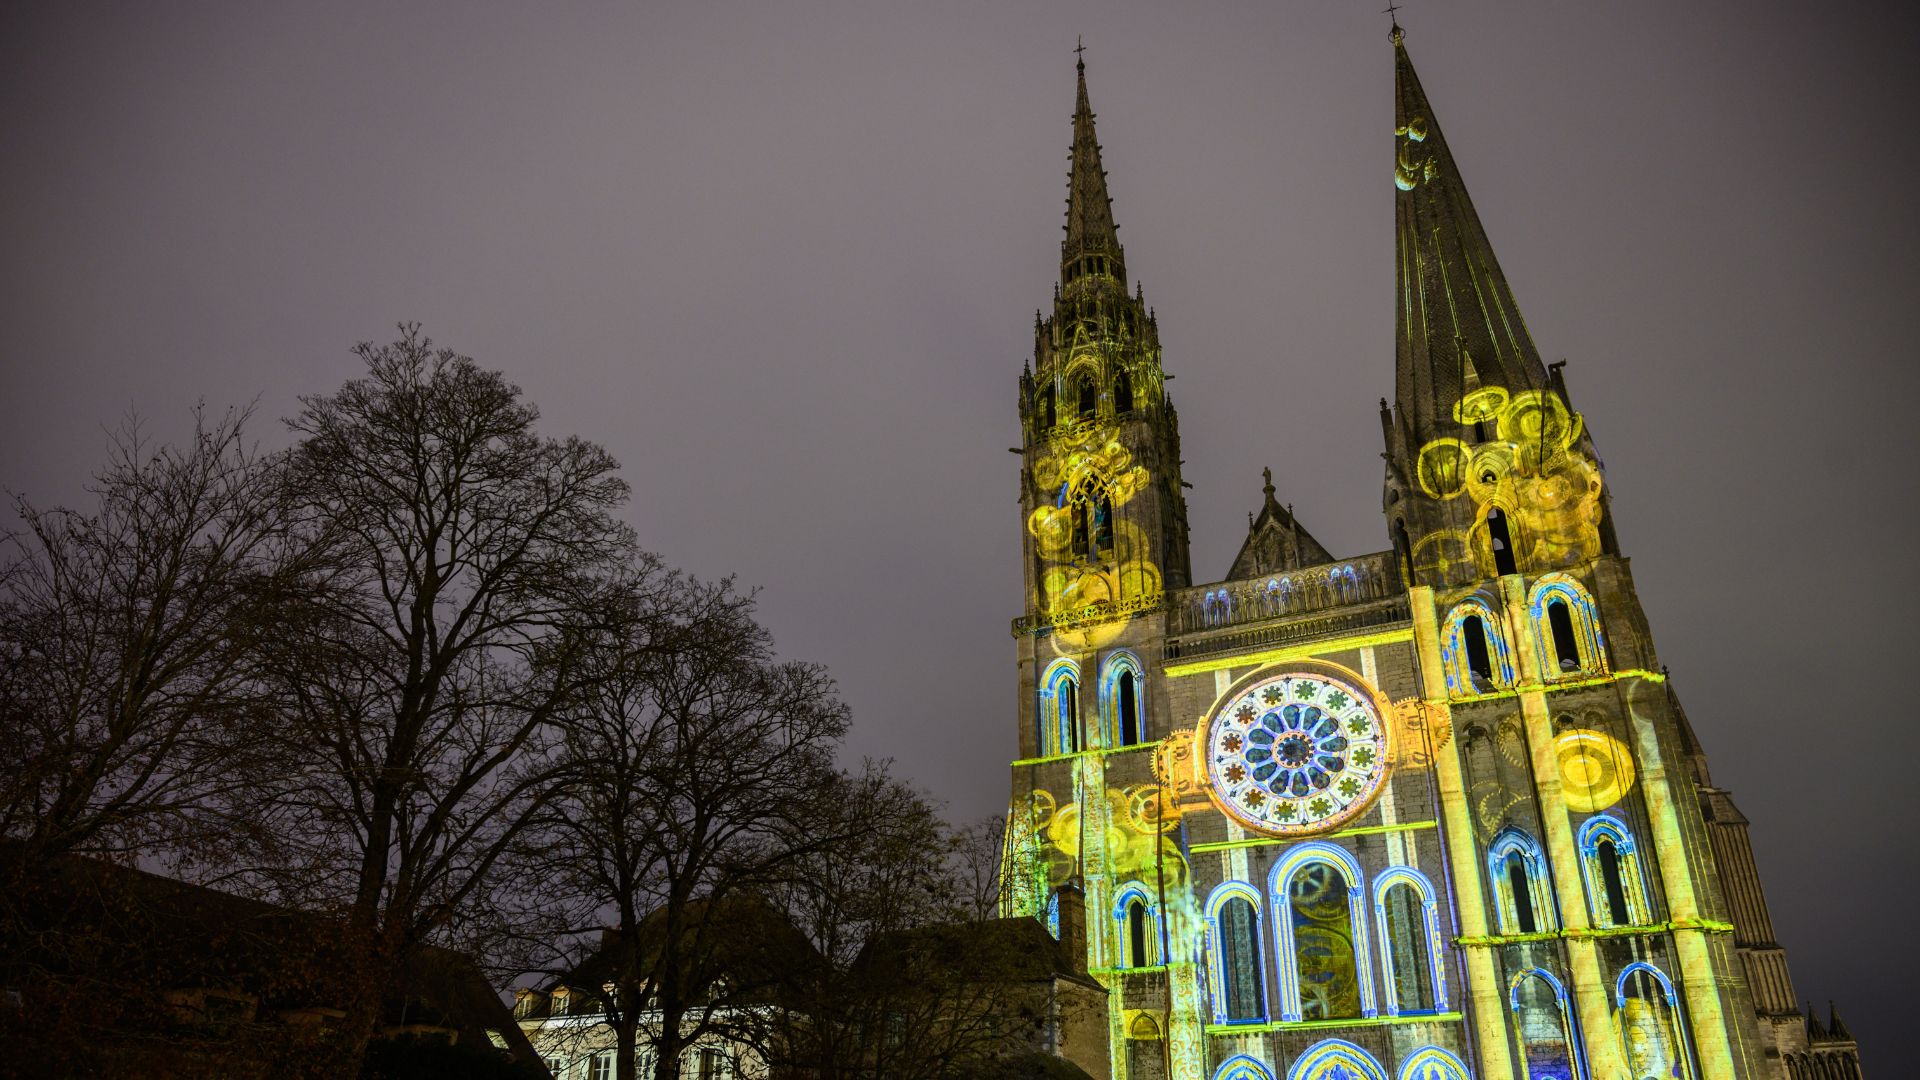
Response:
1000,32,1864,1080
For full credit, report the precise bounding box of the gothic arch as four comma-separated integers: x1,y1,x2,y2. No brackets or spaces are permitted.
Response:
1285,1039,1387,1080
1100,650,1146,748
1204,880,1268,1024
1577,813,1651,927
1111,880,1162,968
1213,1055,1277,1080
1371,866,1448,1014
1039,660,1081,757
1440,597,1515,695
1267,842,1378,1021
1397,1047,1471,1080
1528,573,1608,679
1488,827,1557,934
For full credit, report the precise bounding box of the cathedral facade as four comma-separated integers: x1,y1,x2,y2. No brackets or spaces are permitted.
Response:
1000,31,1862,1080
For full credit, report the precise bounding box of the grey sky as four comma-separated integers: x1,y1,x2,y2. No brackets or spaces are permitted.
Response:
4,0,1913,1051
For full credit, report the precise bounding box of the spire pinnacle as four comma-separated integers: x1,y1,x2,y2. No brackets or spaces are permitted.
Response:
1062,46,1125,284
1392,35,1552,446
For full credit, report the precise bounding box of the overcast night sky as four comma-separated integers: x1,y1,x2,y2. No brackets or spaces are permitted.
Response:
3,0,1914,1056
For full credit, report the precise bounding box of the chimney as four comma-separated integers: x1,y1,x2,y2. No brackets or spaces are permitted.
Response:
1056,883,1088,972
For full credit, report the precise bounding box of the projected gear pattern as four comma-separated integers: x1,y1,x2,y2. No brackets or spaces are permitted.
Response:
1206,672,1388,836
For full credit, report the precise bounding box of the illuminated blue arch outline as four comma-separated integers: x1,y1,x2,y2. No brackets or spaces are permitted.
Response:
1268,842,1378,1021
1440,597,1516,695
1576,814,1651,927
1528,573,1608,680
1370,866,1449,1015
1099,650,1146,748
1397,1046,1471,1080
1615,961,1698,1080
1508,967,1586,1080
1203,880,1268,1025
1039,659,1080,756
1487,827,1558,934
1285,1039,1387,1080
1111,880,1163,968
1212,1054,1277,1080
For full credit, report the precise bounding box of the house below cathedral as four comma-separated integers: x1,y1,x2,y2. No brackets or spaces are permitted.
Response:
1000,28,1863,1080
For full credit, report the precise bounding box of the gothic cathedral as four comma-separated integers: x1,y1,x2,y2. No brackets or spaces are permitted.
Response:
1000,32,1863,1080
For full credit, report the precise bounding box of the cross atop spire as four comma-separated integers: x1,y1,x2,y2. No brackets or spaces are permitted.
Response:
1062,48,1125,285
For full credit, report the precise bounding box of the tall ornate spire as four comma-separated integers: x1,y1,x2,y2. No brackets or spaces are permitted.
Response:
1062,49,1125,285
1391,32,1550,444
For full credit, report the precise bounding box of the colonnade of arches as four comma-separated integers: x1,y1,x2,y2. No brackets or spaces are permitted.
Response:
1439,574,1608,696
1036,652,1148,757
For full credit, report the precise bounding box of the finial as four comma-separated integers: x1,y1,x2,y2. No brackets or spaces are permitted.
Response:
1075,35,1087,72
1384,1,1404,43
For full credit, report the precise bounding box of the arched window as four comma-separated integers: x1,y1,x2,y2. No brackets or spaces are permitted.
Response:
1489,828,1557,934
1286,862,1363,1020
1441,600,1514,695
1546,600,1580,671
1114,370,1134,414
1076,374,1097,418
1092,493,1113,554
1206,883,1266,1024
1577,815,1650,928
1286,1039,1387,1080
1617,963,1697,1080
1510,969,1583,1080
1373,869,1446,1015
1463,615,1494,683
1041,663,1081,756
1040,385,1056,429
1393,520,1414,583
1487,505,1518,576
1112,884,1159,968
1045,890,1061,939
1268,844,1378,1022
1529,575,1608,679
1102,654,1144,748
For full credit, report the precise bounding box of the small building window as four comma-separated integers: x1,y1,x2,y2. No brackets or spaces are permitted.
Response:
1578,813,1649,928
1218,895,1263,1021
1597,839,1630,925
1462,615,1494,684
1506,856,1537,933
1040,385,1055,428
1118,670,1139,745
1489,828,1557,935
1077,375,1097,418
1114,371,1134,414
1487,506,1518,576
1547,599,1580,672
1128,899,1150,966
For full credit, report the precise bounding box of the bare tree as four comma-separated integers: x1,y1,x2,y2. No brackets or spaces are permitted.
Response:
0,404,292,865
239,327,640,1073
518,577,882,1080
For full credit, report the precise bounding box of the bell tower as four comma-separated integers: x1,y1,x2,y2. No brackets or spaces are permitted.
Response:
1017,53,1191,633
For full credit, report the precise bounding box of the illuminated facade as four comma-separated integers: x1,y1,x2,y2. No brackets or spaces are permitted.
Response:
1001,34,1864,1080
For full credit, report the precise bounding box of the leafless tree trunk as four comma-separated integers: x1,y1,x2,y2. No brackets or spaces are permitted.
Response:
237,326,640,1076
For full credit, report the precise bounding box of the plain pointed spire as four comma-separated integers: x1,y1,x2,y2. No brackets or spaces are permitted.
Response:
1391,29,1551,443
1062,47,1126,283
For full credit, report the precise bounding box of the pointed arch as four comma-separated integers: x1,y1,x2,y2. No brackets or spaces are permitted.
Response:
1616,962,1697,1080
1510,968,1584,1080
1488,828,1557,934
1528,573,1608,679
1267,842,1377,1021
1440,597,1515,695
1371,866,1448,1015
1114,369,1134,414
1213,1055,1277,1080
1204,881,1268,1024
1397,1047,1471,1080
1040,660,1082,757
1101,650,1146,748
1111,881,1162,968
1286,1039,1387,1080
1577,814,1650,927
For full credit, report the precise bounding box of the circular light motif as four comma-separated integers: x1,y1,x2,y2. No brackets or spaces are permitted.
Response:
1556,729,1636,812
1205,670,1389,836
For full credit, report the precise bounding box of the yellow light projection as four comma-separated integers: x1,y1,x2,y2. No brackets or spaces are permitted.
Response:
1412,388,1603,580
1026,423,1160,650
1016,782,1188,891
1554,729,1636,813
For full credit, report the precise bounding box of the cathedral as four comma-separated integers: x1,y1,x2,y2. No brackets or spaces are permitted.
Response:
999,29,1864,1080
